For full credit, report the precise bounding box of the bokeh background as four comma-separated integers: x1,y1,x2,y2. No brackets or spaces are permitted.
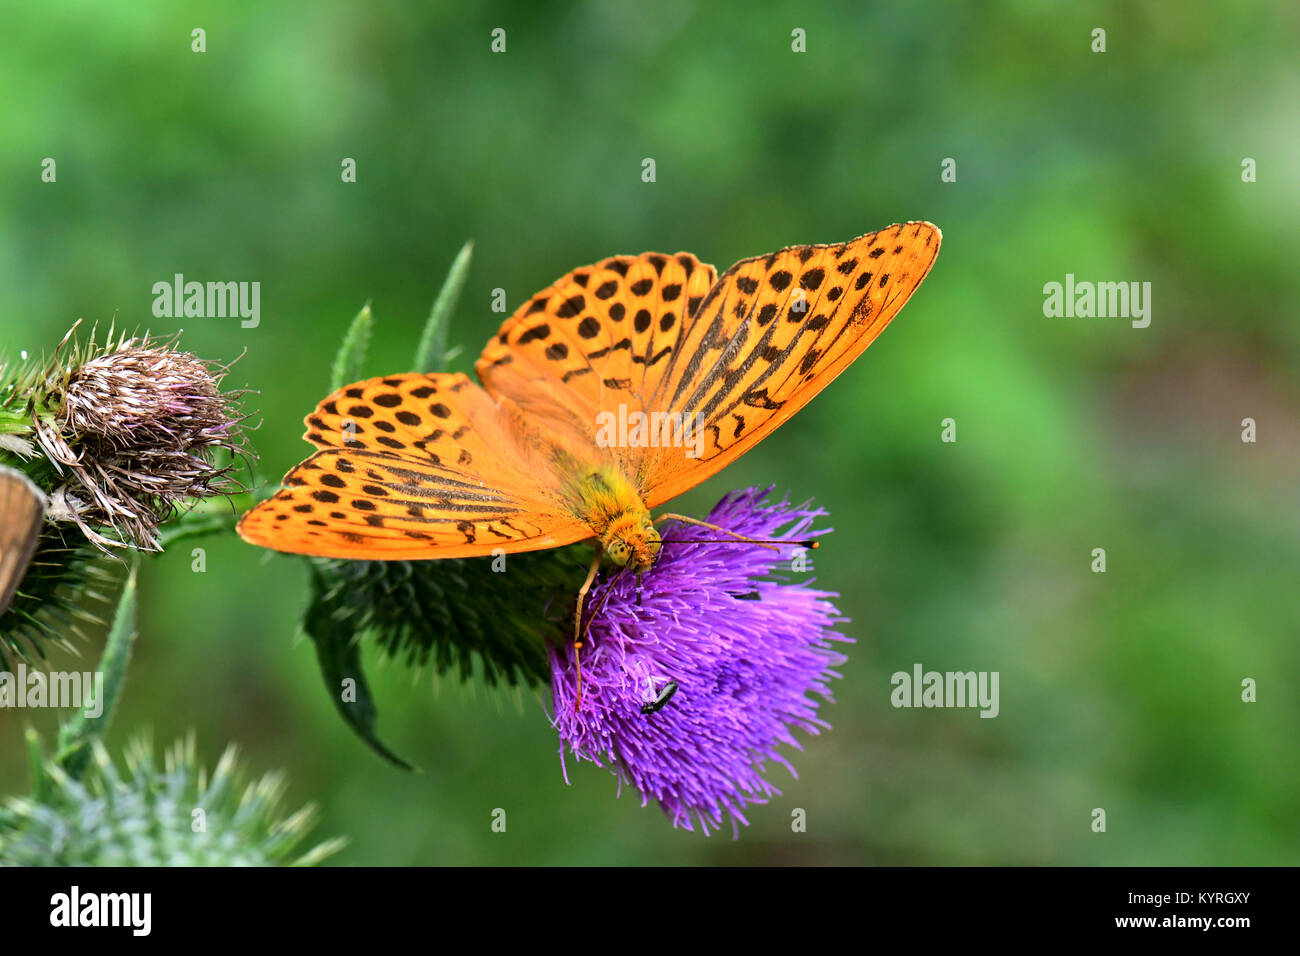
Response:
2,0,1297,864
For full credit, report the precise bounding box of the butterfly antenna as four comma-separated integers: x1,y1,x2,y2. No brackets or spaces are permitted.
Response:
660,537,820,550
653,512,819,553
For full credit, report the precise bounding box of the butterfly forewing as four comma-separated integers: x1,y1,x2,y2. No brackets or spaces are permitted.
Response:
640,222,941,506
476,252,718,474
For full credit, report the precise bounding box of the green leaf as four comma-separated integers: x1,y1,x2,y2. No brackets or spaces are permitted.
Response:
331,303,374,391
414,241,473,373
23,727,49,806
301,563,416,771
55,562,138,779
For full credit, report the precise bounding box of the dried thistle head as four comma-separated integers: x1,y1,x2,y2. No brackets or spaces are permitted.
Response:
60,343,237,450
28,323,253,551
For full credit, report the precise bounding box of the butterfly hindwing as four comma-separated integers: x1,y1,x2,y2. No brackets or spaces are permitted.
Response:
640,222,941,505
237,373,592,559
0,465,47,617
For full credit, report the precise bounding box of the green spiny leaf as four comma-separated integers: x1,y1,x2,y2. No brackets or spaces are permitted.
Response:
331,303,374,391
414,240,473,374
301,563,416,771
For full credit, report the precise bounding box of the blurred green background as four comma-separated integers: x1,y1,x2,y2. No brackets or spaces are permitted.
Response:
2,0,1297,864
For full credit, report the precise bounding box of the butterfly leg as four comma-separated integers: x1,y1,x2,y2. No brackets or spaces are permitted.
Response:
572,547,603,711
652,513,780,552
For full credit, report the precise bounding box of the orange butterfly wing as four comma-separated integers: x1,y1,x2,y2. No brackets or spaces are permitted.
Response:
236,372,593,559
476,251,718,480
639,221,941,506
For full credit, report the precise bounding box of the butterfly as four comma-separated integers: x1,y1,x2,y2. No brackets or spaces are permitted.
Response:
0,464,48,618
238,222,941,702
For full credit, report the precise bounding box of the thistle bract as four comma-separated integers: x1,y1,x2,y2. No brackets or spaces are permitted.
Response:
550,488,849,835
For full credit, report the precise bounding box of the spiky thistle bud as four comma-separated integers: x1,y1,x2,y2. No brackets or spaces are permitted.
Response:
0,735,345,866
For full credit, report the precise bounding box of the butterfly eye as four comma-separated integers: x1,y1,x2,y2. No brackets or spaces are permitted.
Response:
607,539,630,565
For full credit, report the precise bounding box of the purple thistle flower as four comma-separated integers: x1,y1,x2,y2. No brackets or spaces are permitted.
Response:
550,487,850,835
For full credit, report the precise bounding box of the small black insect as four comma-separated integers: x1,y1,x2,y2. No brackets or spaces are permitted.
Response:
640,680,679,715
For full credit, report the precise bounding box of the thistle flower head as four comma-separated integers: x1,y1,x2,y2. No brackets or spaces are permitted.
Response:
308,546,588,686
27,324,251,551
550,488,849,835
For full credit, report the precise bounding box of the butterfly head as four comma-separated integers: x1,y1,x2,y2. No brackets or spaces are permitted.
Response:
602,514,661,572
